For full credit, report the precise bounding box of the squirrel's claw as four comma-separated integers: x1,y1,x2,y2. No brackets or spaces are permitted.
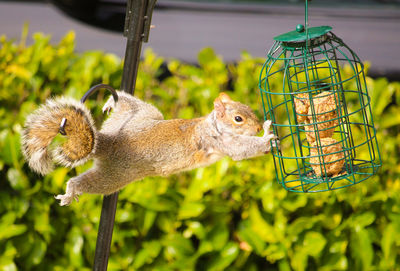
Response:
271,138,280,150
102,99,116,114
73,192,82,202
55,194,73,206
102,106,112,115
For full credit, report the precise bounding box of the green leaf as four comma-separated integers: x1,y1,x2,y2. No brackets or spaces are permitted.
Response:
319,254,348,271
156,213,175,233
0,218,27,240
238,220,266,255
0,242,17,270
287,216,321,237
248,202,277,243
33,205,51,240
48,168,69,190
66,227,84,266
133,240,162,269
7,168,29,191
133,195,177,212
184,221,205,240
264,243,286,262
0,262,17,271
1,130,21,168
371,78,392,117
379,106,400,129
351,228,373,270
329,239,348,254
352,212,376,229
26,238,47,267
206,223,229,251
280,194,307,212
291,247,308,271
178,201,205,220
142,209,157,235
163,233,195,261
381,223,397,267
206,242,239,271
178,106,195,119
302,231,327,257
198,48,219,68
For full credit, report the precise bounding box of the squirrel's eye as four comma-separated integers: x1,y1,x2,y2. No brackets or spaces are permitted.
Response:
234,116,243,122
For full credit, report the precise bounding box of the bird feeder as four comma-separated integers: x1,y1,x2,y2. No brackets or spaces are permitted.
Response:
259,2,381,192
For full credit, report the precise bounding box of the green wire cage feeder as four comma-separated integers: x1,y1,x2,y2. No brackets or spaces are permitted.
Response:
259,3,381,192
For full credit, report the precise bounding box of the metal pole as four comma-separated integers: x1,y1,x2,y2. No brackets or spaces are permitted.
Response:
93,193,119,271
121,0,146,92
93,0,156,270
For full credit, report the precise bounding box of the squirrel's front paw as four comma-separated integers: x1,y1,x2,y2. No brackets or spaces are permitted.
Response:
102,99,116,114
264,131,280,151
265,133,278,142
263,120,272,132
271,137,280,150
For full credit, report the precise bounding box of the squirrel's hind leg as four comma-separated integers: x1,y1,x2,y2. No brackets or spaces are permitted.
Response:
55,168,111,206
102,91,164,120
55,179,82,206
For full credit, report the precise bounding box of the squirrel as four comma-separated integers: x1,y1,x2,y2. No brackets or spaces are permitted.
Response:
21,91,277,206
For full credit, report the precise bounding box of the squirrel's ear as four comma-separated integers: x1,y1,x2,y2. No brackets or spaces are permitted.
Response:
218,92,232,103
214,92,232,117
214,99,225,117
214,96,226,118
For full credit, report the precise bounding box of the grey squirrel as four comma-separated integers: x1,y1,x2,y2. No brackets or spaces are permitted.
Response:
21,92,277,205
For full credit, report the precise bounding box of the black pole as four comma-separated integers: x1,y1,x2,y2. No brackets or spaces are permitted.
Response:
93,1,156,270
120,0,146,92
93,193,119,271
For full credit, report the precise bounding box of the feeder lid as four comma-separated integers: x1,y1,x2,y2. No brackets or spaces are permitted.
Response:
274,25,332,43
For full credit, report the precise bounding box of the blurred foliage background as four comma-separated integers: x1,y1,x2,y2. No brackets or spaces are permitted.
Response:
0,29,400,271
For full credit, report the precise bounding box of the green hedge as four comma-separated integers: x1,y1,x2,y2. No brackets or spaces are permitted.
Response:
1,29,400,271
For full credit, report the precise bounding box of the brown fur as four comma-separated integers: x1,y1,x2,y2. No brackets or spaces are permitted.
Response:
21,97,95,175
61,107,94,161
22,92,277,205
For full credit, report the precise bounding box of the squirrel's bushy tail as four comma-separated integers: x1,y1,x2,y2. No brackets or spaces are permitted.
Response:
21,97,96,175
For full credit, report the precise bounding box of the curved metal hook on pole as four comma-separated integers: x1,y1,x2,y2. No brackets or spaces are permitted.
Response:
59,84,118,136
80,84,118,104
92,1,157,270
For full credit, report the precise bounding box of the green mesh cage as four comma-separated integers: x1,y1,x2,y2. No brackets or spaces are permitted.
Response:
258,25,382,193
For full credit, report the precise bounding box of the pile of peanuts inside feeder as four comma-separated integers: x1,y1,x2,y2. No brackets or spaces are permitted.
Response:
294,91,345,176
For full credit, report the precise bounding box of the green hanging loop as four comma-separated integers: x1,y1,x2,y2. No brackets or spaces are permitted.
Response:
304,0,309,48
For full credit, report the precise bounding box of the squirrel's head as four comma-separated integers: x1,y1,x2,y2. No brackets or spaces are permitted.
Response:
213,92,262,136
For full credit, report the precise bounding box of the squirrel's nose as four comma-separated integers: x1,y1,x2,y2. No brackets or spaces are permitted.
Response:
257,125,262,133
